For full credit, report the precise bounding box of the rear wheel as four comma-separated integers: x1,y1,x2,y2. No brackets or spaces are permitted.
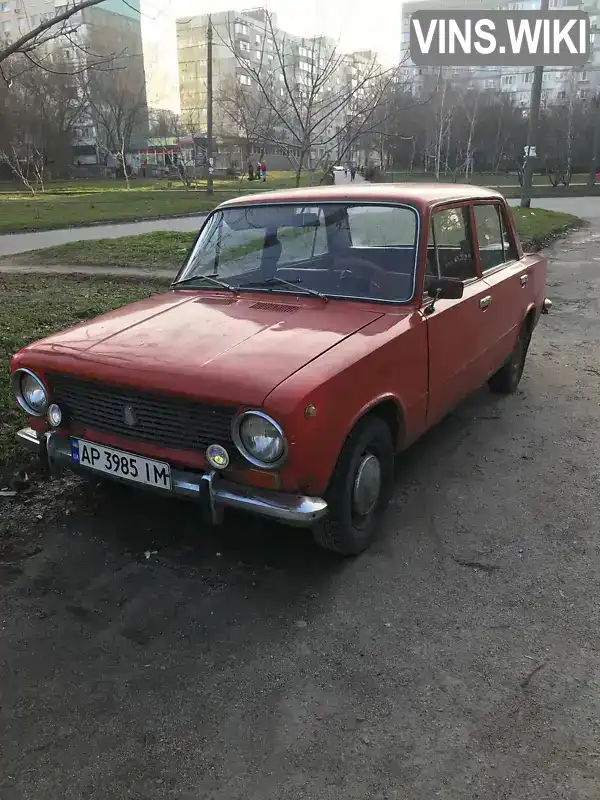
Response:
489,324,531,394
311,416,395,556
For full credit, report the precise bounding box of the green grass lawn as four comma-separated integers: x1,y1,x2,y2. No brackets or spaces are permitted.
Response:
382,171,593,186
379,172,600,198
511,207,583,243
6,207,582,271
0,171,311,233
0,274,170,478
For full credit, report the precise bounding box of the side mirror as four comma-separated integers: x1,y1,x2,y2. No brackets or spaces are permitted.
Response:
427,277,464,300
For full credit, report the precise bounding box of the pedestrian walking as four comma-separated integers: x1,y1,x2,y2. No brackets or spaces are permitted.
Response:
350,165,356,181
260,159,267,182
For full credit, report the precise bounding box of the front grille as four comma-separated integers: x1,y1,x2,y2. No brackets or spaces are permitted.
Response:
49,374,237,453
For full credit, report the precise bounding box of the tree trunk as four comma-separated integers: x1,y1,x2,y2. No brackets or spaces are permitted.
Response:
435,81,446,180
587,98,600,190
295,158,304,187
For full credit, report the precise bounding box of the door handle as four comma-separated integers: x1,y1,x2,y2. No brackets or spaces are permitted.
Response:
480,296,492,309
520,274,529,286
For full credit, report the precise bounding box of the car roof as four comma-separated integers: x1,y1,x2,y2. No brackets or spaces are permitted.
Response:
217,182,504,210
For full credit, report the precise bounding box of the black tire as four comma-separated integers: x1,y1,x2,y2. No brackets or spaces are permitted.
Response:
489,324,531,394
311,415,395,556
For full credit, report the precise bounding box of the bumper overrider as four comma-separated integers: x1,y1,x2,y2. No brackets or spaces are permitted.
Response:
17,428,328,528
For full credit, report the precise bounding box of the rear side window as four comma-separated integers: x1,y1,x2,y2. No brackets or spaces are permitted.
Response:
427,206,477,283
474,203,518,272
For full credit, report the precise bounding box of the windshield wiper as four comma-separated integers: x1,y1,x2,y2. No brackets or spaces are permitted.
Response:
238,276,328,301
172,274,239,294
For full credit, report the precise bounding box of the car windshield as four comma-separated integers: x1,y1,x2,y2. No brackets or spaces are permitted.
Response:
175,202,419,303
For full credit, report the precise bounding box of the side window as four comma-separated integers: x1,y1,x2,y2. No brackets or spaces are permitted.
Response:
500,208,518,262
430,206,477,282
474,204,505,271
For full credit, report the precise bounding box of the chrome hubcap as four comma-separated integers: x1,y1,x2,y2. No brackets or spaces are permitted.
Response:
352,453,381,517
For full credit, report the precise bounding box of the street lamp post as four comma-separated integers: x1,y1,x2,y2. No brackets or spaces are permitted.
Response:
520,0,550,208
206,14,213,195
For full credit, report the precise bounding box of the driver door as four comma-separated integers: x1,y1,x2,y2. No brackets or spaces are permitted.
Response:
423,203,494,426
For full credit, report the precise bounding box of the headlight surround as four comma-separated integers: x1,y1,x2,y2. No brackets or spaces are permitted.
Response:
232,411,287,468
12,369,49,416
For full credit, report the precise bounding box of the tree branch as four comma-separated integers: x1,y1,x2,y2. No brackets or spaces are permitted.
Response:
0,0,107,64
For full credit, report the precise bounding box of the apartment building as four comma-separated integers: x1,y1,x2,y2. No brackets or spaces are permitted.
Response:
176,7,381,167
0,0,148,164
399,0,600,106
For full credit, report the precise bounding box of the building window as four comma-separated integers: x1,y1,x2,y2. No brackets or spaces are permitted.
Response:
234,22,248,35
279,72,284,81
299,60,310,71
238,74,251,86
255,33,260,44
0,2,10,11
239,40,249,52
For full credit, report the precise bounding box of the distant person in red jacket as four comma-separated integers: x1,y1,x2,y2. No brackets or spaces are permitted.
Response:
260,160,267,181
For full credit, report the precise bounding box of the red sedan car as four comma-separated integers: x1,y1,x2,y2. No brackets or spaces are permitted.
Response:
11,184,551,554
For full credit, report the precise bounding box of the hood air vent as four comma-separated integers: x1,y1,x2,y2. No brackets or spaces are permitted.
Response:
250,301,300,313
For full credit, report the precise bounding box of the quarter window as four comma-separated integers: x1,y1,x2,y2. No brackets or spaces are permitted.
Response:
426,206,477,284
474,203,517,271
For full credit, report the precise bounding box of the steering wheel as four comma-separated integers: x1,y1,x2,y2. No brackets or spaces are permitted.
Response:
333,256,389,296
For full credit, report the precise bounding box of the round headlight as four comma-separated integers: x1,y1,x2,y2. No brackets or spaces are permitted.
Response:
13,369,49,416
233,412,286,467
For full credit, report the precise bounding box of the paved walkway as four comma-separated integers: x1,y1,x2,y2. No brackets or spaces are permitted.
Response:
1,175,600,265
0,213,208,258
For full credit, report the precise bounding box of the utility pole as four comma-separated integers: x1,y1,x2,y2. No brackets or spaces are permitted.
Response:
520,0,549,208
206,14,213,195
587,93,600,190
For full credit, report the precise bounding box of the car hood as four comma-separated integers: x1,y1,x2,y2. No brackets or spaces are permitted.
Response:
19,291,386,406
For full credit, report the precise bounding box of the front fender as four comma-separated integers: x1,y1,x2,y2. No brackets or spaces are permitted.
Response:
265,312,427,496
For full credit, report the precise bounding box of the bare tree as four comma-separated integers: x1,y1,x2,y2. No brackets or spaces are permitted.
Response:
0,53,86,190
215,11,398,185
216,74,278,168
148,109,183,138
83,29,147,185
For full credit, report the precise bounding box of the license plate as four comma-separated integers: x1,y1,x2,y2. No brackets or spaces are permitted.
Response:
70,438,172,490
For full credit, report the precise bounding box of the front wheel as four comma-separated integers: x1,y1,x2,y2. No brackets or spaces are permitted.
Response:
488,324,531,394
311,416,395,556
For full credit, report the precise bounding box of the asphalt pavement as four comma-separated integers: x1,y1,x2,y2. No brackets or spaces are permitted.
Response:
2,201,600,800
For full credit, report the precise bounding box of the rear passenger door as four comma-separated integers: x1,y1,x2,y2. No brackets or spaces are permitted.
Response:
424,204,495,426
472,202,529,377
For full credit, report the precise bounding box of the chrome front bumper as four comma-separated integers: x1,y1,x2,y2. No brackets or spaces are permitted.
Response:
17,428,328,528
